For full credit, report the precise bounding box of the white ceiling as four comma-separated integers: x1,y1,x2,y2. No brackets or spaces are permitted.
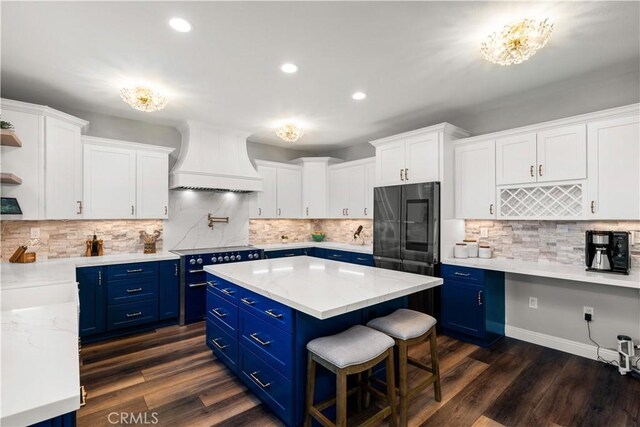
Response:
2,1,639,151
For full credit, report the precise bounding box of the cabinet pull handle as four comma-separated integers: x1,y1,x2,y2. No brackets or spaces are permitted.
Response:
80,385,87,407
530,165,534,177
405,168,409,180
174,264,178,276
265,309,283,319
590,201,595,214
126,311,142,318
221,288,235,295
249,371,271,388
278,208,281,216
126,287,143,293
400,169,404,181
207,280,217,287
489,204,494,215
538,165,543,176
126,268,143,273
306,207,309,216
356,257,367,261
241,297,255,305
77,201,83,215
250,332,271,346
454,272,471,277
211,308,226,318
188,282,207,287
188,269,204,273
364,207,367,216
98,270,102,285
131,205,135,215
258,207,262,216
164,206,168,215
210,338,228,350
477,290,483,306
284,253,296,257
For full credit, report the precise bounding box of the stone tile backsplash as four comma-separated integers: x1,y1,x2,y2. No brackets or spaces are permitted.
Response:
249,219,373,245
1,219,163,260
464,220,640,267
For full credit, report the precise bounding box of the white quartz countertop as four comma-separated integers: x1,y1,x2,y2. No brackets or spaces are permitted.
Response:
205,256,441,319
443,257,640,290
255,241,373,255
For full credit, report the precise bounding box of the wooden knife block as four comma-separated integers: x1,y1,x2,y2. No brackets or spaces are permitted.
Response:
9,246,36,263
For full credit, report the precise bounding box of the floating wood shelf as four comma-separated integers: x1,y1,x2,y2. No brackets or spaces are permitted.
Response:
0,130,23,147
0,173,22,185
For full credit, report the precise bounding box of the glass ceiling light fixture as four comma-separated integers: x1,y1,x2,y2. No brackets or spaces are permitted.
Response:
276,123,304,143
119,85,168,112
480,18,554,66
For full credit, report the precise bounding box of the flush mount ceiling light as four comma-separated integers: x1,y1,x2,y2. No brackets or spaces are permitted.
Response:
480,18,554,66
352,92,367,100
280,63,298,74
276,123,304,142
169,17,192,32
119,85,168,112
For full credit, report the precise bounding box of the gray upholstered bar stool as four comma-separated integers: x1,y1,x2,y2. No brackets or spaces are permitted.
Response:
305,325,398,427
367,309,441,427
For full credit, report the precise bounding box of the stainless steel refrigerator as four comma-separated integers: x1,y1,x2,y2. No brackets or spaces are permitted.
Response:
373,182,440,317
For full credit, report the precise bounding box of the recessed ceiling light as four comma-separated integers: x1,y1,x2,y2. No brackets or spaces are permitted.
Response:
352,92,367,100
169,17,192,33
281,63,298,74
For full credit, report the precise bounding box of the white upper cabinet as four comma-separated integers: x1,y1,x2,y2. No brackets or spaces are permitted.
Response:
495,133,537,185
376,140,405,186
276,166,302,218
329,167,349,218
44,116,86,219
328,158,374,218
364,162,375,218
251,164,277,218
536,124,586,182
250,161,302,219
137,150,169,219
347,165,365,218
294,157,341,218
455,140,496,219
405,132,439,183
587,114,640,220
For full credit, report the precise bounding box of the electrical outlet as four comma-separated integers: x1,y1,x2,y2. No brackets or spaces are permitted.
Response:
529,297,538,309
30,227,40,239
583,306,594,320
480,227,489,238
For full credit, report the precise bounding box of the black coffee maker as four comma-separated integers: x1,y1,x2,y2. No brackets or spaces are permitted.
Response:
585,231,631,274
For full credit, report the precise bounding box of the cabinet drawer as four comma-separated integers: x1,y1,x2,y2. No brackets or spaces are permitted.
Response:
325,249,352,263
107,300,158,331
239,309,293,379
265,249,304,259
106,262,158,280
207,289,239,336
351,253,374,266
441,264,485,283
239,288,293,333
312,248,326,258
107,276,158,305
206,274,239,304
206,319,239,374
239,346,293,425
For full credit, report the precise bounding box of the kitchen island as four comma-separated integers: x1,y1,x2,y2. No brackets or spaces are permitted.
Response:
204,256,442,426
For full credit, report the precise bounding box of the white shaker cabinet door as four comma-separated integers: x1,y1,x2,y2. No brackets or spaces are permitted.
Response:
364,162,376,218
136,150,169,219
301,161,327,218
45,116,83,219
455,140,496,219
405,131,439,183
495,133,537,185
83,143,136,219
252,165,277,218
276,167,302,218
376,140,405,186
537,124,587,183
587,115,640,220
347,165,365,218
329,167,349,218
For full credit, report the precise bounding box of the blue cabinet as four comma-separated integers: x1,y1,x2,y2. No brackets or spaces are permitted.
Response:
324,249,352,262
441,264,505,347
158,260,180,320
29,411,76,427
351,253,374,266
265,248,305,259
263,247,373,266
77,267,106,337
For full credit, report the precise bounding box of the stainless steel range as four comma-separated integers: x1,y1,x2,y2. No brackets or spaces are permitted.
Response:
171,246,264,325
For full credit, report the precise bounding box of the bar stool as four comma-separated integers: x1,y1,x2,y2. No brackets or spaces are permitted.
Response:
367,309,441,427
305,325,398,427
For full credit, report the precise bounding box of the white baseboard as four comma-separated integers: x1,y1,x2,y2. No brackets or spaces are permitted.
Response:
505,325,619,362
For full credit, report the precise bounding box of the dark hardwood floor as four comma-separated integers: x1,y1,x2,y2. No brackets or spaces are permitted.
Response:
78,322,640,427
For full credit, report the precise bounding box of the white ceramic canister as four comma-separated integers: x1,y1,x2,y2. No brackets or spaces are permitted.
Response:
454,243,468,258
464,239,478,257
479,245,492,259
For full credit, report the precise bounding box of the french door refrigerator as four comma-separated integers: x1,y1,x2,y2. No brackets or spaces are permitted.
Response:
373,182,440,317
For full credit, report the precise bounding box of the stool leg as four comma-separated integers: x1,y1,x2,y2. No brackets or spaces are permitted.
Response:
398,341,409,427
364,368,372,408
305,353,316,427
357,372,363,411
429,329,442,402
336,370,348,427
385,348,398,427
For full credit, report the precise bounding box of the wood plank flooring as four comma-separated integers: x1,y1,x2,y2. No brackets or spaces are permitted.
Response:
78,322,640,427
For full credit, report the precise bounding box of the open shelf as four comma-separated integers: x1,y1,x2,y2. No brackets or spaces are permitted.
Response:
0,173,22,185
0,130,23,147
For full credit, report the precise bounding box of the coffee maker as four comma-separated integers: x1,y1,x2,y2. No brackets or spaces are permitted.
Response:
585,231,631,274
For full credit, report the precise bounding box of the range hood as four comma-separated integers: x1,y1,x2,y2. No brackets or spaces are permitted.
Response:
170,121,263,192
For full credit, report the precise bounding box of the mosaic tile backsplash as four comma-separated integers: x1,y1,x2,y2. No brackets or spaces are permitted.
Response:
249,219,373,245
1,219,163,260
464,220,640,267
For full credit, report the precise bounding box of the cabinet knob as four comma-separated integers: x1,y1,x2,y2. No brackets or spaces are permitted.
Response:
405,168,409,180
538,165,543,176
400,169,404,181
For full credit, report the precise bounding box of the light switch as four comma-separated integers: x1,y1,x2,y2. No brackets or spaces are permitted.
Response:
480,227,489,238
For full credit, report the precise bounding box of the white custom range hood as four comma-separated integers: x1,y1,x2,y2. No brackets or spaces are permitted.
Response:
170,121,263,192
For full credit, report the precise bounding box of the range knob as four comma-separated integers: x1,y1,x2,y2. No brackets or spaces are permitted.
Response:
253,252,260,259
236,254,242,261
189,258,196,265
248,254,254,260
230,255,236,261
224,256,230,262
217,256,223,262
196,258,203,265
211,257,217,263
